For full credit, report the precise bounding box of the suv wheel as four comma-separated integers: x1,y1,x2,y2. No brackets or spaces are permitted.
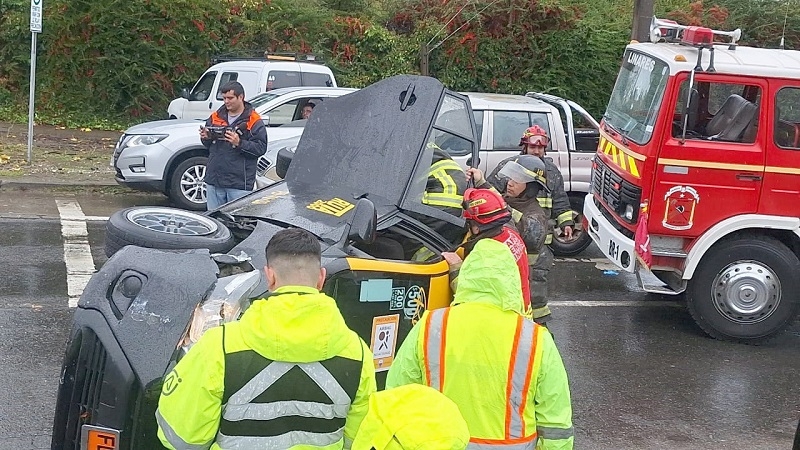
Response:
169,156,207,211
549,195,592,257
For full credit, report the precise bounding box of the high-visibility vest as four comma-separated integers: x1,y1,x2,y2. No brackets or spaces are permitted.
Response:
422,306,546,450
216,329,363,449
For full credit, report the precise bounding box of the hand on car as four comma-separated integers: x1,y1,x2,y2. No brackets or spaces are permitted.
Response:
441,251,463,270
466,168,485,185
199,127,209,140
224,129,240,147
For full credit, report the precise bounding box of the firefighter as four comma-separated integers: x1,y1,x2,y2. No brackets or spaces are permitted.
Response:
467,156,552,325
441,188,533,312
351,384,470,450
485,125,575,323
387,238,574,450
155,228,376,450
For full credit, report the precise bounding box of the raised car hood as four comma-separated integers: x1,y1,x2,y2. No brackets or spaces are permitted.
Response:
285,75,446,208
124,118,204,135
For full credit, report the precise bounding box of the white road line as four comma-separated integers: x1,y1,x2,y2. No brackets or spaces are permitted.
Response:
56,199,97,308
554,257,610,264
85,215,110,222
549,300,680,307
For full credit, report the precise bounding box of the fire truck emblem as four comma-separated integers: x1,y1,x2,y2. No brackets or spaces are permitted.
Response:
662,185,700,230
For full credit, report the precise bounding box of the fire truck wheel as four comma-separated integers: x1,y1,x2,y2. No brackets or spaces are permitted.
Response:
687,235,800,344
549,195,592,257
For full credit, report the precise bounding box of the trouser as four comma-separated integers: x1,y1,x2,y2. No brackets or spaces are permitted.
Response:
529,244,553,323
206,184,252,210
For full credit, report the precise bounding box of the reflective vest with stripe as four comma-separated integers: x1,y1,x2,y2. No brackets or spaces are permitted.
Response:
423,148,466,212
217,328,363,449
422,306,546,450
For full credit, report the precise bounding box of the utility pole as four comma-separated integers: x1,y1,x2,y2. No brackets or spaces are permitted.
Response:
419,43,430,76
631,0,655,43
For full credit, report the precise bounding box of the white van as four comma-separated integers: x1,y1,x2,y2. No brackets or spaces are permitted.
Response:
167,57,337,119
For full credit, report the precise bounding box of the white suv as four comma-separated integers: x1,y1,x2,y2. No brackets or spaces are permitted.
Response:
113,87,356,210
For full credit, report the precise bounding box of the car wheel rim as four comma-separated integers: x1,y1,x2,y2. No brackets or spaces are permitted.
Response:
180,164,207,204
712,261,780,324
126,208,218,236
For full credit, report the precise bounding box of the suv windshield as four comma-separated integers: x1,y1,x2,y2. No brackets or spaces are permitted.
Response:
605,50,669,145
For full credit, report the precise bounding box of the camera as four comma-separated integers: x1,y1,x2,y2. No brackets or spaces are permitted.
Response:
205,126,231,140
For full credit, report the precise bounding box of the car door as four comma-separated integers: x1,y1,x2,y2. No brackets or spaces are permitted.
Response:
183,71,218,119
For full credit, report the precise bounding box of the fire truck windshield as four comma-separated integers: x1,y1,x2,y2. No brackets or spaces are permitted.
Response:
604,50,670,146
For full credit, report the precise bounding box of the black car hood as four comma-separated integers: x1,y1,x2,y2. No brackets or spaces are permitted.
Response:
221,181,396,244
285,75,446,207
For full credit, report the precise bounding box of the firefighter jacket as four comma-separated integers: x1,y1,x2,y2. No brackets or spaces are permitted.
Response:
351,384,470,450
487,156,575,244
449,225,531,311
386,239,574,450
423,147,468,215
156,286,377,450
202,101,268,191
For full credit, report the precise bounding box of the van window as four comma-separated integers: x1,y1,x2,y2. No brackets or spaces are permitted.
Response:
302,72,334,87
215,72,239,100
190,71,216,101
492,111,551,151
672,80,760,143
774,87,800,150
266,71,301,91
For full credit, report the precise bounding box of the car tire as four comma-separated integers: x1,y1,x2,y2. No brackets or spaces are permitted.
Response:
104,207,235,257
169,156,208,211
686,234,800,344
549,195,592,257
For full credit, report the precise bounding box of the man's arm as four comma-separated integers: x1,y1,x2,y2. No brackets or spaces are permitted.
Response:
343,340,377,449
237,117,268,158
385,321,425,388
156,327,225,450
533,329,574,450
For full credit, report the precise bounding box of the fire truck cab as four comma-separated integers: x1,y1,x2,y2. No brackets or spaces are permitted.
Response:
584,17,800,343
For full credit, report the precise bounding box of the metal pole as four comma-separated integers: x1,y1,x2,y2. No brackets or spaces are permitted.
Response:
631,0,655,43
27,31,37,164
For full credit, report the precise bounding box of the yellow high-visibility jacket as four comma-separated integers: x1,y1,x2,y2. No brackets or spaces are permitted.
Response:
156,286,377,450
387,239,573,450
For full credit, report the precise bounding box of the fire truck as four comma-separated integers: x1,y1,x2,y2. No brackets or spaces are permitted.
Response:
584,17,800,343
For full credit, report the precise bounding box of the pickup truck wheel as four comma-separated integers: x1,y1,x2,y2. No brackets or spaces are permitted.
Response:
105,207,234,257
549,195,592,257
686,235,800,344
169,156,207,211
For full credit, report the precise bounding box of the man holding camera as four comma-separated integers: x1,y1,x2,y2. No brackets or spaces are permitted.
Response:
200,81,268,210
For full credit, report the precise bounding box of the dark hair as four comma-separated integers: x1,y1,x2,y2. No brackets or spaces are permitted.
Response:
305,102,316,109
220,81,245,98
265,228,321,264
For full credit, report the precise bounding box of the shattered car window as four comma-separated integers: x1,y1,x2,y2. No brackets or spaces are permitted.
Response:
435,95,473,137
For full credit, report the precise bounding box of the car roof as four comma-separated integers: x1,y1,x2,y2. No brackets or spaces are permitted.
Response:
463,92,556,112
208,60,334,72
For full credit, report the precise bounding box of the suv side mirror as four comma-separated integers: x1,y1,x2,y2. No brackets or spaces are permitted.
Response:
180,88,190,99
262,115,270,126
344,198,377,246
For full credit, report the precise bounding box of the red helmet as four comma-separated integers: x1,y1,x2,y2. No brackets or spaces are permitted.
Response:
519,125,549,147
462,188,511,229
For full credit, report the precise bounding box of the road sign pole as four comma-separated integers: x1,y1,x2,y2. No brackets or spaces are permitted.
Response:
27,31,37,164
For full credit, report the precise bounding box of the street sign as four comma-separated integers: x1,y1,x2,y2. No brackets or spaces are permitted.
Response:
30,0,42,33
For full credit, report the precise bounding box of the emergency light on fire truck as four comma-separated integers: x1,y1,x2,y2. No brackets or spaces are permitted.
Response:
649,16,741,49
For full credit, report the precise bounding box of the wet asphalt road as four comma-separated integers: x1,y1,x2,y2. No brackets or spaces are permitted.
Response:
0,189,798,450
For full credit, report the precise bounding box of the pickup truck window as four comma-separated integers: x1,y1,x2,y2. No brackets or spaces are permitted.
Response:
190,71,216,101
492,111,550,151
473,110,484,143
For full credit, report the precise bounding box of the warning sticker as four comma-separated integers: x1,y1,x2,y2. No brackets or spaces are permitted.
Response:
307,198,355,217
390,287,406,310
370,314,400,372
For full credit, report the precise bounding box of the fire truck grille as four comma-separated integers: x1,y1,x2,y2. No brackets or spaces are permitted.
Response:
592,157,642,224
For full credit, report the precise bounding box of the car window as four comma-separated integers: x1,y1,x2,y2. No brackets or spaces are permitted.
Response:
492,111,552,151
672,80,760,143
774,87,800,150
302,72,334,87
435,95,473,138
472,110,484,144
265,99,300,126
215,72,239,100
190,71,216,101
266,71,302,91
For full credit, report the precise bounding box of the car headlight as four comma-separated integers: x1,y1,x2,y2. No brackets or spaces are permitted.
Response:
127,134,168,147
180,269,262,350
623,204,634,221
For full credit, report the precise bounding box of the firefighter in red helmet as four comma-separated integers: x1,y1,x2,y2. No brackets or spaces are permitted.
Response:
441,188,533,312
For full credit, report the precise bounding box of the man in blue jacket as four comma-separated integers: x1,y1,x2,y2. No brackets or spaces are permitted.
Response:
200,81,268,210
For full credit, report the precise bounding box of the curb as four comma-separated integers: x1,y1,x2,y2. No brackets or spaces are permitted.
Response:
0,179,119,189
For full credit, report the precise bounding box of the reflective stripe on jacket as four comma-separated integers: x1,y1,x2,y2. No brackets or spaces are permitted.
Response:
386,240,573,450
423,148,467,211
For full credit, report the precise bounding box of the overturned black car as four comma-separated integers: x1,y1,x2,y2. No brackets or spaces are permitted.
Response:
52,75,480,449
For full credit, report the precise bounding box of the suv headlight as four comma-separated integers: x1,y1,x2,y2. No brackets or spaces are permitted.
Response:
180,269,262,350
127,134,168,147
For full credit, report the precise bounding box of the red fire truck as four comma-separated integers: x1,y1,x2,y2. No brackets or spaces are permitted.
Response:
584,17,800,343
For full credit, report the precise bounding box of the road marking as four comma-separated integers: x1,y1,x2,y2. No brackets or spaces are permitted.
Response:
555,257,622,271
56,199,97,308
549,300,680,307
85,215,110,222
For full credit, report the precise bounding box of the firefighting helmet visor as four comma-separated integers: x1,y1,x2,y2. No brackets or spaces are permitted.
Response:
498,161,549,192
